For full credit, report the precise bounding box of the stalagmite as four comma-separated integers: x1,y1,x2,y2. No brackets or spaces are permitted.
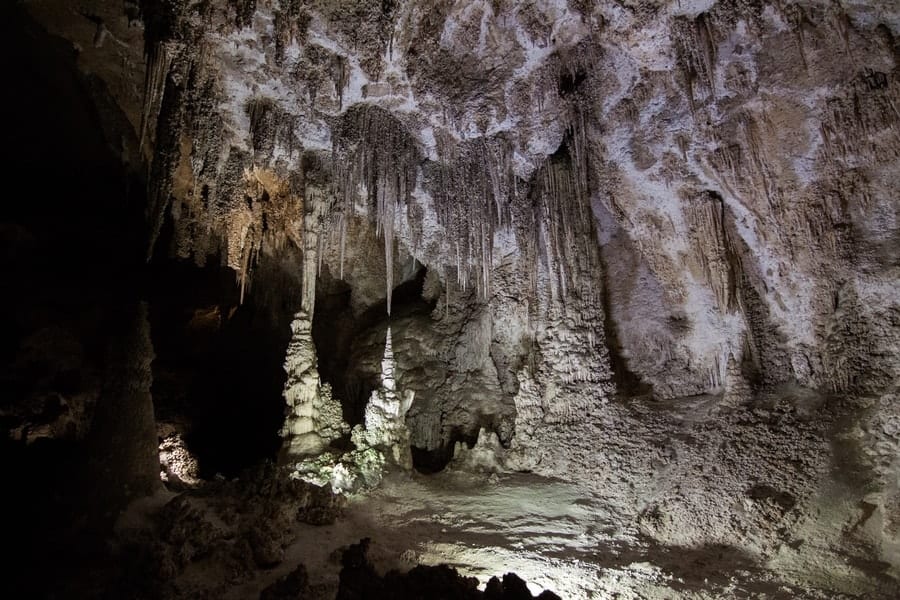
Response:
280,313,349,458
355,325,414,469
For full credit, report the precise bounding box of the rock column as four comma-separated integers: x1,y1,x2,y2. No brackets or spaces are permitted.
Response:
281,191,348,459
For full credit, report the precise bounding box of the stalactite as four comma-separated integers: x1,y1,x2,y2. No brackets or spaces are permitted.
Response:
519,120,595,310
738,113,777,209
331,105,419,314
239,231,251,305
672,13,719,109
428,135,517,298
139,43,174,159
383,185,395,315
338,212,347,280
820,72,900,163
686,190,742,314
144,44,190,263
782,4,809,71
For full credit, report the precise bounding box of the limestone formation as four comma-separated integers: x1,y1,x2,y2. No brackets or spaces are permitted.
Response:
288,325,414,491
355,327,415,468
7,0,900,598
280,311,349,457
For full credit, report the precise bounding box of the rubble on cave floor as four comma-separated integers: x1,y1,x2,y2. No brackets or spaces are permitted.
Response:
283,470,859,600
10,390,899,600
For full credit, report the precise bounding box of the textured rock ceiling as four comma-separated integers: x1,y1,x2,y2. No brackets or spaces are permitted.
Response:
12,0,900,597
29,0,899,399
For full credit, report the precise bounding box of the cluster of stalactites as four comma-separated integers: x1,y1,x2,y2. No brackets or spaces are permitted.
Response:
141,40,183,262
326,104,600,314
521,120,594,306
139,41,176,159
685,190,743,315
429,135,518,300
330,105,420,315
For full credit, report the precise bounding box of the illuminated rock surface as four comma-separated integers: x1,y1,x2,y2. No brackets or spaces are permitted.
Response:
3,0,899,598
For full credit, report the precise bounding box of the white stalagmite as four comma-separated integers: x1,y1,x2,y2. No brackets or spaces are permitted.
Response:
279,312,349,457
357,326,414,469
381,326,396,396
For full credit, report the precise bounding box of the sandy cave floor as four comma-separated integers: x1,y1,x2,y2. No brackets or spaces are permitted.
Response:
219,469,852,600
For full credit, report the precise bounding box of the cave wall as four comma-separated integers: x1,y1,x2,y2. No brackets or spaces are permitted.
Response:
32,0,892,400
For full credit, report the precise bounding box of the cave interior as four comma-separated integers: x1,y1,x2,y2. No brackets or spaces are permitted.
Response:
2,1,900,599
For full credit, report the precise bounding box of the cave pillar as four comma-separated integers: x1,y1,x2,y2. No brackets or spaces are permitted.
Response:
280,190,348,460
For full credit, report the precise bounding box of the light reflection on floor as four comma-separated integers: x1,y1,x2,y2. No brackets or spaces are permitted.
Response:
262,470,841,600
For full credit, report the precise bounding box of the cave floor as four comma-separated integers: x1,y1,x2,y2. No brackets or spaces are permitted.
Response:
222,470,847,600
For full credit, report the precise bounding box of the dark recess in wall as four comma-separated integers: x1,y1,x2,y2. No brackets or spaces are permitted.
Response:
0,4,150,594
145,249,290,478
411,428,479,474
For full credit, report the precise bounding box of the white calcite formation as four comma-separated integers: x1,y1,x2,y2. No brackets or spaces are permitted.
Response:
354,327,415,469
280,311,348,457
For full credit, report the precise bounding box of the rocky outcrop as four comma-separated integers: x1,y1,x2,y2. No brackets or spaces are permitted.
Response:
113,462,344,599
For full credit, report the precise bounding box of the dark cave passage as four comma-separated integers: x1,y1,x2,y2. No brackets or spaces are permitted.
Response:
1,5,153,592
411,429,479,474
147,251,290,478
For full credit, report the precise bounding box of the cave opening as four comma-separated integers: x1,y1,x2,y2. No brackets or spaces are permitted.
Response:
147,239,290,478
411,429,479,474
